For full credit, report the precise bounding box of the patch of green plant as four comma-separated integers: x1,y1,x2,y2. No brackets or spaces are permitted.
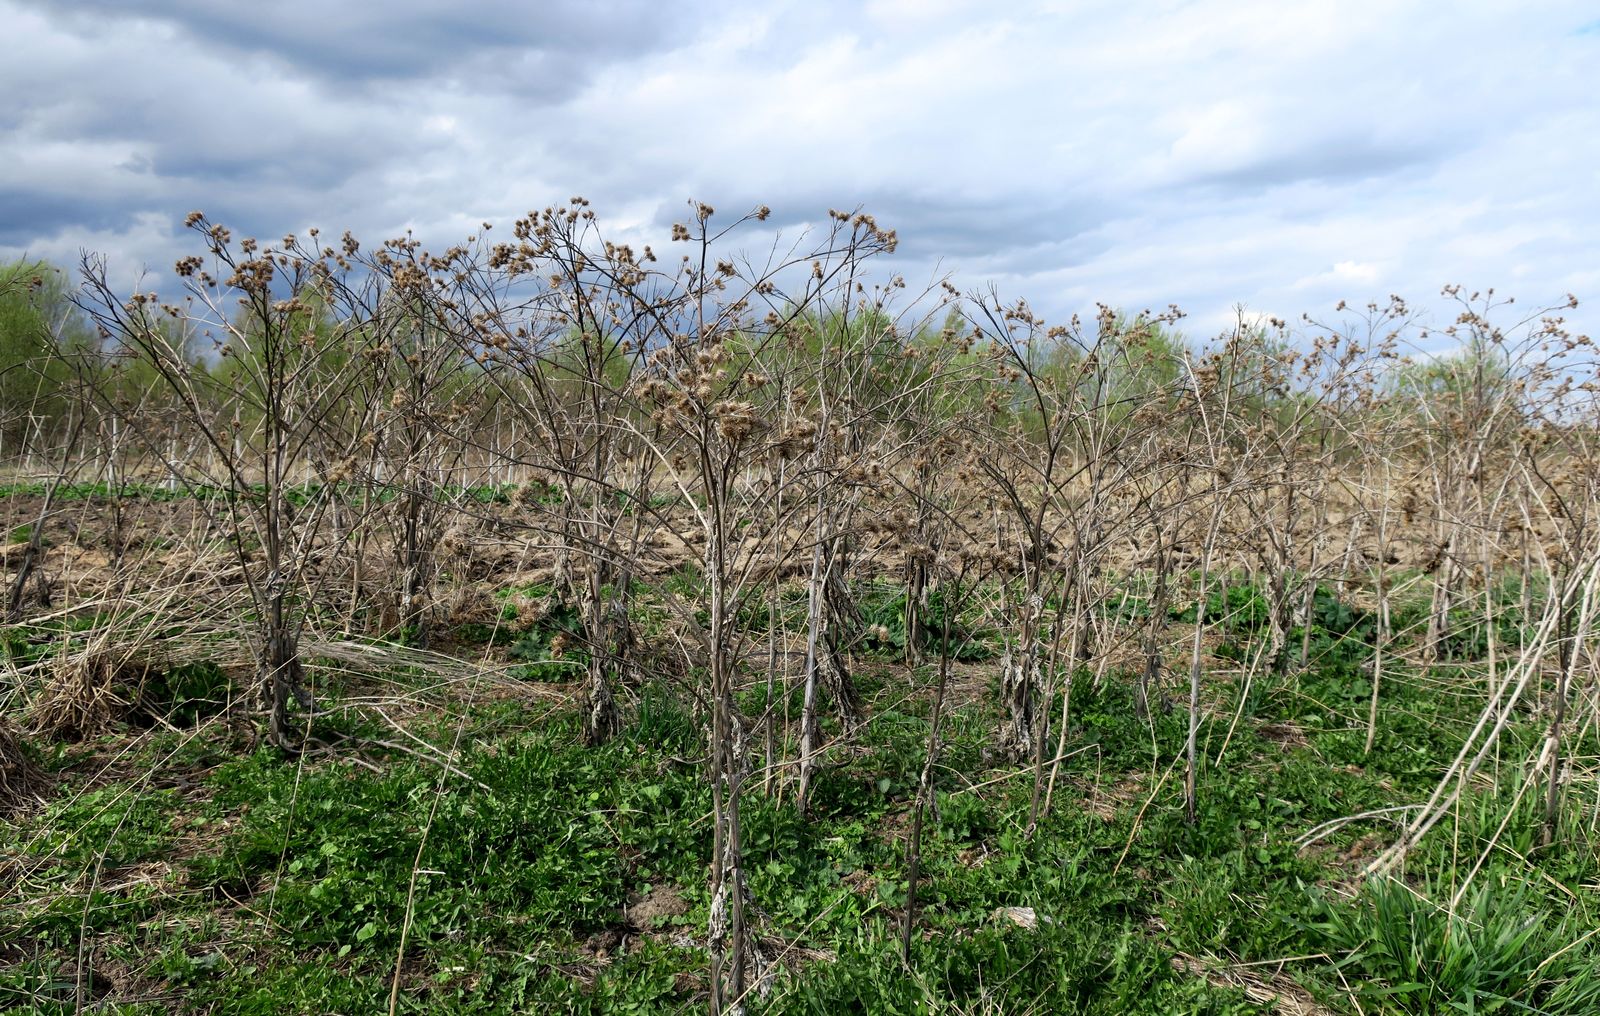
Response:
1308,874,1600,1014
20,785,182,870
1066,672,1191,773
132,660,233,727
450,620,515,647
507,599,584,680
773,912,1267,1015
855,581,997,662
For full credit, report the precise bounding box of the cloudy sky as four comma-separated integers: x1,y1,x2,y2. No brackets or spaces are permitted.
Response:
3,0,1596,344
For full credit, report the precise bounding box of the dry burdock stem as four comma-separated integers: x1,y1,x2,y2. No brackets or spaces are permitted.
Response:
75,213,405,752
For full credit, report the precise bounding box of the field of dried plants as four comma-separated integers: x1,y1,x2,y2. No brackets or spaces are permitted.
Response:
2,204,1599,1014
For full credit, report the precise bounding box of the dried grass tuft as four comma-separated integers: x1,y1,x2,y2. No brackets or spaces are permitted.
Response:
27,651,131,740
0,716,49,814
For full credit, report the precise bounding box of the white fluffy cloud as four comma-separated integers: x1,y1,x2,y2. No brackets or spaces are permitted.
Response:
2,0,1595,340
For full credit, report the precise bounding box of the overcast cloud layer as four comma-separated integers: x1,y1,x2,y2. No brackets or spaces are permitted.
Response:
3,0,1597,344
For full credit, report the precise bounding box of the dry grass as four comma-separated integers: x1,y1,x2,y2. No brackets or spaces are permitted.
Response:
0,716,49,814
1172,953,1335,1016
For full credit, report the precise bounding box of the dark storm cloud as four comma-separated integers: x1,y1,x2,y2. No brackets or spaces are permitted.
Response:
1188,137,1446,193
26,1,702,94
0,0,1594,339
858,194,1113,264
0,189,143,246
643,189,1108,258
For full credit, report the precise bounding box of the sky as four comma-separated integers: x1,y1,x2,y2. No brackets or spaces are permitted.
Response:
2,0,1597,347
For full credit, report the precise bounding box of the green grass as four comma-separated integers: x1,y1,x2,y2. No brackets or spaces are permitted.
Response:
1310,875,1600,1014
2,583,1596,1014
